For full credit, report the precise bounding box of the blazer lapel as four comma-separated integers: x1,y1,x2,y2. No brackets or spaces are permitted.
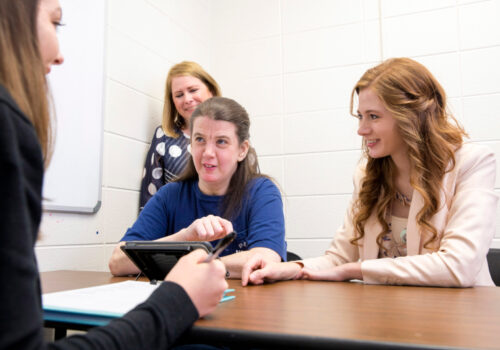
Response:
363,212,383,260
406,189,423,255
362,180,450,259
406,187,449,255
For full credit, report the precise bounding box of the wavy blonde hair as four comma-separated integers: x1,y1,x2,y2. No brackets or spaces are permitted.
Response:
0,0,52,165
162,61,221,137
350,58,466,250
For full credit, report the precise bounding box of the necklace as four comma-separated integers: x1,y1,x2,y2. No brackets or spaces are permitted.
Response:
395,191,412,206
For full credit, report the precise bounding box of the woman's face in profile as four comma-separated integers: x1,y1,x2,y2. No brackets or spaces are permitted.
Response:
37,0,64,74
171,76,213,122
356,88,407,161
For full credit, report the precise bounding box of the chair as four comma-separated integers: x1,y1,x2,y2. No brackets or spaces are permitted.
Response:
487,248,500,286
286,251,302,262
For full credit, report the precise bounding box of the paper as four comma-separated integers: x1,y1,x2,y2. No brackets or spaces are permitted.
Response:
43,281,161,316
43,281,235,318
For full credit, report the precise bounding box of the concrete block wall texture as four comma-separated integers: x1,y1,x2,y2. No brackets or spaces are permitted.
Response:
36,0,500,271
36,0,213,271
210,0,500,258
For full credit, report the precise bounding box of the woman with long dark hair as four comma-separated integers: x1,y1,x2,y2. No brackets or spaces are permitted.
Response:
110,97,287,279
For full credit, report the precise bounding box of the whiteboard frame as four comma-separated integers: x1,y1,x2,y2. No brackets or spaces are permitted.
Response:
42,0,106,214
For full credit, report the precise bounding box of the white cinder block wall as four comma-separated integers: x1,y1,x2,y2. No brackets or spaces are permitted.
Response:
210,0,500,259
35,0,214,271
36,0,500,271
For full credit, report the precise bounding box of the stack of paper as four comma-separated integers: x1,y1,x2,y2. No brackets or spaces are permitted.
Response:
43,281,234,326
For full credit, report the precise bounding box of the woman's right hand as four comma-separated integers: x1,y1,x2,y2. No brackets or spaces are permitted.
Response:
165,249,228,318
179,215,233,242
241,253,303,286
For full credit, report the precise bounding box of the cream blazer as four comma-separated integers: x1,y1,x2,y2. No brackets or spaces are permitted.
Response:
302,143,498,287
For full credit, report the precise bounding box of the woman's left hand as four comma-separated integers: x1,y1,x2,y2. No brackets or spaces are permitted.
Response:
300,262,363,282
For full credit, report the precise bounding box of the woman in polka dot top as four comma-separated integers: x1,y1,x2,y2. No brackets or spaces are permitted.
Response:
139,61,221,211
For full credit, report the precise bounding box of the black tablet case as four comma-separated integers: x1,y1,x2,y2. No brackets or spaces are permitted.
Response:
121,241,213,281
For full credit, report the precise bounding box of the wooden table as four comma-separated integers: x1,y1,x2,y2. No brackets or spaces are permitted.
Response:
41,270,500,349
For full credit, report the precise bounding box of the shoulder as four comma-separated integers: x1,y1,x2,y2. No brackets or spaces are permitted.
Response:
150,126,167,143
156,180,199,199
448,142,497,189
455,142,494,161
0,85,17,110
154,125,164,135
0,86,38,151
352,158,367,191
150,125,186,143
243,177,283,208
158,127,189,147
156,180,184,196
148,126,187,154
247,177,280,195
453,142,496,173
145,181,187,209
0,85,30,126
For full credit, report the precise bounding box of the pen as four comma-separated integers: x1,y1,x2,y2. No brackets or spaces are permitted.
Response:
204,231,237,263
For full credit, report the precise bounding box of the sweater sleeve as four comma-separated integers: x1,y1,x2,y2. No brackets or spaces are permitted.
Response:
245,178,287,260
0,91,47,350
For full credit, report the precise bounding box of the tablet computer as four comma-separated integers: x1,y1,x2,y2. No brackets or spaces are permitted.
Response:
121,241,213,281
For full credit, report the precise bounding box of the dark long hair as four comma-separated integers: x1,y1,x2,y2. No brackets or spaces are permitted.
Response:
0,0,52,165
177,97,267,219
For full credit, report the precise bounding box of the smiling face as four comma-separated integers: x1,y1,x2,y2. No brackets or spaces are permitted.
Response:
191,116,249,196
171,75,213,124
37,0,64,74
356,88,408,162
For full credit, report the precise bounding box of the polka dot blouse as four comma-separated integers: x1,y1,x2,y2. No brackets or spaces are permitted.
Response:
139,126,190,210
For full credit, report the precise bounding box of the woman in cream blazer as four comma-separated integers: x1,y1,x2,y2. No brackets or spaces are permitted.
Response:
301,142,496,287
242,58,498,288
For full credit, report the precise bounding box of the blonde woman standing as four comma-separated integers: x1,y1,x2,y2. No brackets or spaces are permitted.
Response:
140,61,221,210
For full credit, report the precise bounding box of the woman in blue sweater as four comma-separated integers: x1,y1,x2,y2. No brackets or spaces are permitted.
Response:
110,97,287,278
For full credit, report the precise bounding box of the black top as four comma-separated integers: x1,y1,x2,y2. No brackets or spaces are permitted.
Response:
0,84,198,350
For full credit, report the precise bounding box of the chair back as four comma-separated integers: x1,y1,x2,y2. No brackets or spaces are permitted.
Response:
287,251,302,262
487,248,500,286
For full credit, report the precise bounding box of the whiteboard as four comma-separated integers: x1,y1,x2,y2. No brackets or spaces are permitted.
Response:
42,0,106,213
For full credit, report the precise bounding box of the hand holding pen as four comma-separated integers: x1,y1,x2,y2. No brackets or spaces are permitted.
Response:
165,248,228,317
204,231,237,262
